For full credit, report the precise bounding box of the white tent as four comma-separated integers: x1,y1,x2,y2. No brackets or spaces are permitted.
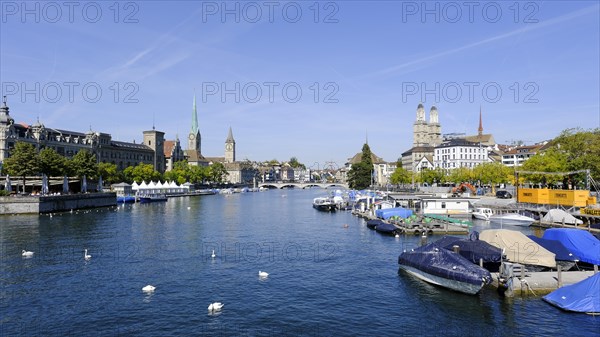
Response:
542,209,583,225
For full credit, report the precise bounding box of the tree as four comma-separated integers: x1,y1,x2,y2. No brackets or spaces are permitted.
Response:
39,147,67,177
288,157,306,170
207,162,228,183
123,163,162,183
68,150,98,179
390,165,411,185
190,165,208,184
473,162,514,193
348,143,374,189
3,142,39,193
419,168,446,185
546,128,600,183
97,162,123,184
520,148,568,185
447,167,473,185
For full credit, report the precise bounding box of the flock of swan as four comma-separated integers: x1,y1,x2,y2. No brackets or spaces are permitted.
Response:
21,247,268,314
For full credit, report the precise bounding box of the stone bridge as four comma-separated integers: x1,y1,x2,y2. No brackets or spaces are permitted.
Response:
258,182,348,189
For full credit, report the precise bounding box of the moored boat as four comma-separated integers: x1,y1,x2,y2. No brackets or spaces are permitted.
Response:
312,197,337,212
489,213,534,227
398,242,492,295
543,273,600,314
366,219,386,230
471,207,493,221
374,222,399,236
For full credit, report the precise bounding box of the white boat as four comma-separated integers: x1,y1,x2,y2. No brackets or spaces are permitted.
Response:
489,213,535,227
312,197,337,212
472,207,493,221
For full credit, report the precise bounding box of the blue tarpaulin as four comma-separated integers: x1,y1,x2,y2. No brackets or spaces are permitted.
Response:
542,229,600,265
375,207,413,219
434,235,503,264
543,273,600,313
527,235,580,262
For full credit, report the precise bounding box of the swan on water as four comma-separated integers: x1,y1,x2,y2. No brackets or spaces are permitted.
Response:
142,285,156,292
84,249,92,260
211,250,216,258
22,250,34,257
258,271,269,277
208,302,224,311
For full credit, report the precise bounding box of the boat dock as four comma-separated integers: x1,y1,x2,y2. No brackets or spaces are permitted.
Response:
353,210,469,235
494,262,599,296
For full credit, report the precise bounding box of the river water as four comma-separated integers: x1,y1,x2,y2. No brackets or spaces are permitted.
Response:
2,189,599,336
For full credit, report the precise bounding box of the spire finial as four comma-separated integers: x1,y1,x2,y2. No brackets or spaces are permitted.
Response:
478,106,483,136
365,129,368,145
2,95,6,106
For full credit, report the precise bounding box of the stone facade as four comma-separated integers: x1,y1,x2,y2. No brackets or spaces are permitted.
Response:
403,104,442,172
0,97,165,173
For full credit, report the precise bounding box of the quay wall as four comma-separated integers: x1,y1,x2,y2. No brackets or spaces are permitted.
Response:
0,193,117,215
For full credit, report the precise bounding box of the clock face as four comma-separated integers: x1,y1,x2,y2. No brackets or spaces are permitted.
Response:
189,134,195,140
226,143,232,151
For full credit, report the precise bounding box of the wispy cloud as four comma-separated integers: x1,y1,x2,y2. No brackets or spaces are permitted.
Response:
371,4,600,77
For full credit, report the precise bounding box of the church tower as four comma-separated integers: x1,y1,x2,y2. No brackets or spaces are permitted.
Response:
0,96,16,163
413,103,428,146
225,126,236,163
188,94,201,154
428,105,441,146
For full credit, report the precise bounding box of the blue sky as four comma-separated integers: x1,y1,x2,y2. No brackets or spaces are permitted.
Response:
1,1,599,168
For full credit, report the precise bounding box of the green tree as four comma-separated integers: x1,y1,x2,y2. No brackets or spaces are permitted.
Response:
447,167,473,185
97,162,123,184
207,162,228,183
68,150,98,179
3,142,39,193
390,165,411,185
520,148,568,185
38,147,66,177
473,162,514,193
547,128,600,183
123,163,162,183
190,165,208,184
348,143,373,189
288,157,306,170
419,168,446,185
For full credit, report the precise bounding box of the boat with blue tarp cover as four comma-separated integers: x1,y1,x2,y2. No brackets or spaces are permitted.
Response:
433,231,503,271
527,235,580,271
543,273,600,314
366,219,386,230
542,228,600,266
374,222,398,236
398,241,492,295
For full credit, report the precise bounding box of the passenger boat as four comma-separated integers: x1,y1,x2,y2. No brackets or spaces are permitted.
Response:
398,242,492,295
471,207,493,221
489,213,535,227
312,197,337,211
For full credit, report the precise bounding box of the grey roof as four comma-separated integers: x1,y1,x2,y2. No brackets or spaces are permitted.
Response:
111,140,153,151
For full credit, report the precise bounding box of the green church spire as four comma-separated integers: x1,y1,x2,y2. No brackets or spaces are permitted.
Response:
191,94,198,134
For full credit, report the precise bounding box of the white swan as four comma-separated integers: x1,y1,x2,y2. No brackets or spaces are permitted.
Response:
208,302,224,311
84,249,92,260
142,285,156,292
211,250,216,258
22,250,34,257
258,271,269,277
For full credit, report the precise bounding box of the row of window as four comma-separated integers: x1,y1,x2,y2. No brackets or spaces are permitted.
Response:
437,147,485,154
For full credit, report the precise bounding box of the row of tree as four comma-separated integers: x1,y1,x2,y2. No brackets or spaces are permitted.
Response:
1,142,229,187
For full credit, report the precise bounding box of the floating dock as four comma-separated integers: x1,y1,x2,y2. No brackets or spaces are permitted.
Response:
353,210,469,235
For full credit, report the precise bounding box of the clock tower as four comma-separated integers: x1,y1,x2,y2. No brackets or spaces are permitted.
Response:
225,126,235,163
188,94,201,153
